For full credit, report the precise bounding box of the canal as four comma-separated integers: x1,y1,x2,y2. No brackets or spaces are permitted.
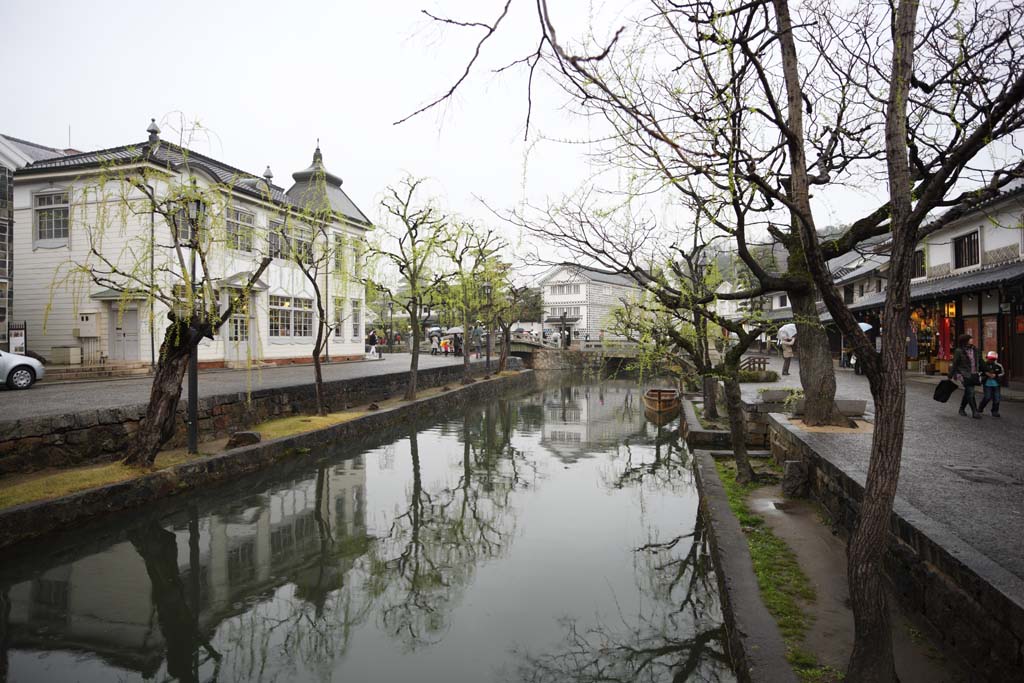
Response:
0,378,734,682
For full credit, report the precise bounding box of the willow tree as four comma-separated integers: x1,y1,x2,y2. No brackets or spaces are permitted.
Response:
54,156,270,466
369,176,452,400
439,221,507,383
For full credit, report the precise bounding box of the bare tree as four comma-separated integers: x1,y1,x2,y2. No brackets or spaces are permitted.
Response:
369,176,451,400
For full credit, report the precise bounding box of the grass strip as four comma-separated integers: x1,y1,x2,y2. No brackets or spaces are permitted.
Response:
714,460,843,682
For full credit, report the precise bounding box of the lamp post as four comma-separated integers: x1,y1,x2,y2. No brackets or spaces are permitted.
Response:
388,299,395,354
174,191,206,456
482,282,493,371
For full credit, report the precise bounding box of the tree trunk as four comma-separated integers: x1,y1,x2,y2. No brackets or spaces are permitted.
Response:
702,375,719,419
461,308,473,384
122,322,193,467
790,287,853,427
722,373,756,484
406,309,421,401
312,327,327,416
498,322,511,372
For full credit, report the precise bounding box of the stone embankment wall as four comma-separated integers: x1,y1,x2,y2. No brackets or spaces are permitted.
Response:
0,370,538,550
0,359,520,474
769,414,1023,680
525,348,608,371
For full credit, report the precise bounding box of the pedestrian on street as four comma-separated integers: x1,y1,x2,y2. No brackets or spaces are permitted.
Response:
431,335,440,356
949,333,981,418
780,335,796,376
367,330,380,360
472,323,483,358
978,350,1004,417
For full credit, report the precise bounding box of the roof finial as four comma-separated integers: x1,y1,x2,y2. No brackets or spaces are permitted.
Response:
263,165,274,182
313,139,323,164
146,118,160,144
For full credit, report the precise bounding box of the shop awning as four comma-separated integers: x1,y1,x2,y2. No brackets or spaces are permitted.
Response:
821,260,1024,321
545,316,581,324
89,288,149,301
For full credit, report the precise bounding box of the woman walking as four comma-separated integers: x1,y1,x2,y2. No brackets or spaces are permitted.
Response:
949,333,981,418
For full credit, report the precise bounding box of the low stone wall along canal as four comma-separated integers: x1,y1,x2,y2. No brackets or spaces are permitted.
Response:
0,377,736,682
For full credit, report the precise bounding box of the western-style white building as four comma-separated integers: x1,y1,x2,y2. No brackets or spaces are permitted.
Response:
538,264,640,341
11,120,372,368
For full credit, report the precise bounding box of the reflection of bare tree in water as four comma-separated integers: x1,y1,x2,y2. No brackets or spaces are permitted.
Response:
129,515,221,683
512,514,730,683
604,425,692,492
370,407,531,651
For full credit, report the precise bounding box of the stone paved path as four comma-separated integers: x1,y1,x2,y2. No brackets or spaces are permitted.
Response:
743,356,1024,584
0,353,486,423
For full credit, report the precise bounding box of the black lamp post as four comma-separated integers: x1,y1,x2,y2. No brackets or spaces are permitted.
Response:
388,299,395,354
483,281,493,370
173,191,206,455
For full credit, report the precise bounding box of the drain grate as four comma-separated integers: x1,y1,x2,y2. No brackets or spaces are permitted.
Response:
942,464,1023,486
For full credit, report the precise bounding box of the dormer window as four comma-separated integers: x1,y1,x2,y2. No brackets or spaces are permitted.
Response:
34,191,70,246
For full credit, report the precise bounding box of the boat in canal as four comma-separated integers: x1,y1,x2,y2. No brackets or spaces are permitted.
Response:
642,387,680,414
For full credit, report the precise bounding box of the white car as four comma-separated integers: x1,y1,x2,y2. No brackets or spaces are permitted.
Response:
0,350,45,390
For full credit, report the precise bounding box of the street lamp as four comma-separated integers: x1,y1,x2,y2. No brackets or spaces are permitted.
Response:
482,281,493,371
388,299,395,354
173,190,206,455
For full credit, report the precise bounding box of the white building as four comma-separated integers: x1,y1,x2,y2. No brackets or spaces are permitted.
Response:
0,134,68,350
538,264,641,340
12,120,371,367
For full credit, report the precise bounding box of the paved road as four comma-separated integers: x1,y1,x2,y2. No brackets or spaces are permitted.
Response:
0,354,486,423
744,357,1024,584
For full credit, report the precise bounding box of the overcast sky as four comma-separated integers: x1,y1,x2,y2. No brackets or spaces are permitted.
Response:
1,1,606,255
4,0,958,275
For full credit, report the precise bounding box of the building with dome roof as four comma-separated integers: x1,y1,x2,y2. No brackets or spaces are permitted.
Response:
10,119,372,367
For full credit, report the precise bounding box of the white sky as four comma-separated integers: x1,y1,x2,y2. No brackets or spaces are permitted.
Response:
8,0,1000,277
0,1,603,258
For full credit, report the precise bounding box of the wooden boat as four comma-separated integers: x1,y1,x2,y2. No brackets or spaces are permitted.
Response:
644,404,680,427
643,388,680,413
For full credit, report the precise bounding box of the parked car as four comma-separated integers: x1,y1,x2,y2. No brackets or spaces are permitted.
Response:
0,350,45,390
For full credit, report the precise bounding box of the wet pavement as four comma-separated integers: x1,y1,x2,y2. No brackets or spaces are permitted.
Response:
0,353,484,424
742,357,1024,584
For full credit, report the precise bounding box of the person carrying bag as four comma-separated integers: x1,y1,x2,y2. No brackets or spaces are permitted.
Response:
949,333,981,418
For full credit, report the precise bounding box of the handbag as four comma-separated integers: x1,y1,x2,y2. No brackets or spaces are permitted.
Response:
933,379,957,403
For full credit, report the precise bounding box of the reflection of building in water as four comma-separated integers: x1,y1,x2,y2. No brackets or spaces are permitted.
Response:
538,382,645,462
5,456,368,677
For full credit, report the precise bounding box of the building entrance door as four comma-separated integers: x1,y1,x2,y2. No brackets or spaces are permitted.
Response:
225,292,254,364
1012,314,1024,382
109,307,139,361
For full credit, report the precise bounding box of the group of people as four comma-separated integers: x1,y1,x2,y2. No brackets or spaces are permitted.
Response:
429,323,489,357
950,333,1004,418
365,330,403,359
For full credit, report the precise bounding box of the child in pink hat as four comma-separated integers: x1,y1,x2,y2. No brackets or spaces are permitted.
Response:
978,351,1004,417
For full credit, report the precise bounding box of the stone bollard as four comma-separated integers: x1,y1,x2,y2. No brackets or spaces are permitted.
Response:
782,460,809,498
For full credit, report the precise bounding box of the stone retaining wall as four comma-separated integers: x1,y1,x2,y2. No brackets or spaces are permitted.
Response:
0,370,538,550
0,359,520,474
769,414,1024,680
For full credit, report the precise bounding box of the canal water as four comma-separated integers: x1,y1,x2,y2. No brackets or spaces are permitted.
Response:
1,379,734,682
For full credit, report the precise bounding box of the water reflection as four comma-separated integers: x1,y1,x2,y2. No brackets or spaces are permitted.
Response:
0,379,733,683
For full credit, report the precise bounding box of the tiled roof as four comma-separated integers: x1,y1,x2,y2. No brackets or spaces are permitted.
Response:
819,259,1024,320
543,263,639,288
0,134,67,163
18,140,371,226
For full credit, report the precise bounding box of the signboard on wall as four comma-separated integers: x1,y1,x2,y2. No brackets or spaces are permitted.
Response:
9,327,25,354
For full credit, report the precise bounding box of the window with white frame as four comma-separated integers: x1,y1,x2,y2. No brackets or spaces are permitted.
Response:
334,233,346,272
953,231,979,269
269,220,286,259
226,208,254,252
227,292,249,342
291,224,314,265
551,306,580,317
0,221,8,279
351,299,361,338
549,283,581,296
352,242,364,281
34,191,70,243
334,297,346,337
778,294,788,308
269,295,313,337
